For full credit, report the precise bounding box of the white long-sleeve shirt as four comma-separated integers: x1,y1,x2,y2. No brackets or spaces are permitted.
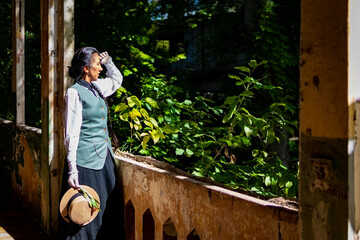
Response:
64,59,123,165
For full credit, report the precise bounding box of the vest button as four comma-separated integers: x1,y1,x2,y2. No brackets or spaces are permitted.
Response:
105,139,108,142
101,106,104,109
102,117,105,120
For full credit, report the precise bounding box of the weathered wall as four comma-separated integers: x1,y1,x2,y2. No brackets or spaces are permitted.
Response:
300,0,349,239
0,119,44,226
117,153,299,240
348,0,360,238
0,117,299,239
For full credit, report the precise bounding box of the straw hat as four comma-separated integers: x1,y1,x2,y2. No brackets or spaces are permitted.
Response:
59,185,100,226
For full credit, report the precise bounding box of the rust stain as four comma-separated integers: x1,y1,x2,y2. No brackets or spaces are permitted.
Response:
310,158,331,192
17,133,41,211
307,47,314,55
306,128,312,136
313,76,320,92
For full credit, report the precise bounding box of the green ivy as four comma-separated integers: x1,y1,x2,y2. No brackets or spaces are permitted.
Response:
112,59,298,198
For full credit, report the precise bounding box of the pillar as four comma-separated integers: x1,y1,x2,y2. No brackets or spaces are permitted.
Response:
348,0,360,238
40,0,74,234
12,0,25,124
300,0,360,239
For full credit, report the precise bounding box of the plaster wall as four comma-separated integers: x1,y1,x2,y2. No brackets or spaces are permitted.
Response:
300,0,349,239
0,119,44,226
117,153,299,240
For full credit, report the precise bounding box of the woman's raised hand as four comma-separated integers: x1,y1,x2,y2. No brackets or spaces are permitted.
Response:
99,51,111,64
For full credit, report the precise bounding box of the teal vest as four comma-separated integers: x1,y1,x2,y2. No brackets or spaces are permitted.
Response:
72,83,115,170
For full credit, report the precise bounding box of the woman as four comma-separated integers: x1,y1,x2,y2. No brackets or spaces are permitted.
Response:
60,46,123,239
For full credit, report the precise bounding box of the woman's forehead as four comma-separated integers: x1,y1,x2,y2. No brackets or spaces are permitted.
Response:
91,53,100,63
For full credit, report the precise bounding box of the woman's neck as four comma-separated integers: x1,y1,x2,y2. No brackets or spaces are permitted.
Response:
81,76,92,83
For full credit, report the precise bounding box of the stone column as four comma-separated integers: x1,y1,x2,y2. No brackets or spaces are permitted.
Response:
12,0,25,124
40,0,74,234
300,0,360,239
348,0,360,238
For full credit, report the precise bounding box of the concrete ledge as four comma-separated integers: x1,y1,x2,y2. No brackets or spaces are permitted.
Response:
0,119,43,227
116,152,299,240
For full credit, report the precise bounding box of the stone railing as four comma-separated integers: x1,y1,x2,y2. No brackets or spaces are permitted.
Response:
0,119,44,223
116,153,299,240
0,118,299,239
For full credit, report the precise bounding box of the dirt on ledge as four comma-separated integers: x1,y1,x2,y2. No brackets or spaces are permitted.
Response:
117,151,299,211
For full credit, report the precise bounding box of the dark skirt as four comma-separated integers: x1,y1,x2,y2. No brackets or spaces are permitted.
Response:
59,151,124,240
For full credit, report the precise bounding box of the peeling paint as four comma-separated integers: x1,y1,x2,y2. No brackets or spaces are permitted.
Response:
0,120,43,227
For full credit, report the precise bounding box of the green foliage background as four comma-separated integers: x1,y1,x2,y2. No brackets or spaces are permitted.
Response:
0,0,300,198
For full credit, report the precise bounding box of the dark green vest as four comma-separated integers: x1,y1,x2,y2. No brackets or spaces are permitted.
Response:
72,83,114,170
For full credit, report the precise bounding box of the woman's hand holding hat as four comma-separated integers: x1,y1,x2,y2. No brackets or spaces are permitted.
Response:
68,161,80,189
68,172,79,189
99,51,111,64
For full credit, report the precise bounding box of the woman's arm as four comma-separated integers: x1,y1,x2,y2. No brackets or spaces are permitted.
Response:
93,53,123,98
64,88,82,188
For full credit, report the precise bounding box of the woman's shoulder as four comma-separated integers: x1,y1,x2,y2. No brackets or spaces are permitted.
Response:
66,86,80,99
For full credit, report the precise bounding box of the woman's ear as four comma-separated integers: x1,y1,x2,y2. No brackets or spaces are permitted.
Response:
83,65,90,74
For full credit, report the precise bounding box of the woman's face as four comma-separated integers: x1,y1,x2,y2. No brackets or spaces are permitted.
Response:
88,53,103,82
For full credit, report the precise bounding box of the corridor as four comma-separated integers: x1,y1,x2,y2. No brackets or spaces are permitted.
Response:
0,172,47,240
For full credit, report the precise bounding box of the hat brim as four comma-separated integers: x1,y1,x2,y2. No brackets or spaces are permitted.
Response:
59,185,100,226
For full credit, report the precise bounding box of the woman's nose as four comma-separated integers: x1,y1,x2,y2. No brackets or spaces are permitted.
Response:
99,66,103,71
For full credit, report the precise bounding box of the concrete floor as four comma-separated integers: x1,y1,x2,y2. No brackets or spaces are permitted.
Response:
0,165,47,240
0,192,48,240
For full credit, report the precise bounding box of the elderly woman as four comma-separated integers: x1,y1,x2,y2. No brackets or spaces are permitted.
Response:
60,46,123,239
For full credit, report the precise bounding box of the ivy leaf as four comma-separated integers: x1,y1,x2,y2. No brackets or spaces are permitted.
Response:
244,125,253,137
240,90,254,98
162,124,180,134
185,149,194,156
140,132,149,137
175,148,185,155
284,125,295,137
200,141,216,148
128,96,141,108
192,171,204,177
145,97,160,109
131,108,141,118
120,113,129,121
248,60,257,68
258,60,268,66
123,69,133,77
157,115,164,123
149,117,159,128
236,66,250,73
184,100,192,105
285,181,293,189
224,96,237,105
114,103,128,112
140,108,150,120
270,103,286,111
150,129,161,144
266,130,276,144
163,157,179,163
134,123,141,130
141,135,151,149
118,86,127,93
223,104,237,123
264,176,271,186
144,120,153,129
